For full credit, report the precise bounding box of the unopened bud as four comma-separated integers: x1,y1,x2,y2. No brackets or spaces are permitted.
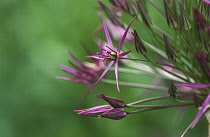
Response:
168,81,178,98
193,8,208,31
109,0,123,7
131,29,147,55
136,1,152,27
163,0,177,28
125,0,137,15
98,0,123,26
137,0,148,14
163,33,176,61
179,1,191,30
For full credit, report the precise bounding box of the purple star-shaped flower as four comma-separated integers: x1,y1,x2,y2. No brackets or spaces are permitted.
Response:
87,16,136,92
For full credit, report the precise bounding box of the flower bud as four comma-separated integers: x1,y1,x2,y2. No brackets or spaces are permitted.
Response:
163,33,176,61
195,51,210,78
98,108,126,120
125,0,137,15
168,81,178,98
136,1,152,27
109,0,123,7
96,93,125,108
131,29,147,55
98,0,123,26
163,0,177,28
179,1,191,30
75,105,126,120
193,8,208,31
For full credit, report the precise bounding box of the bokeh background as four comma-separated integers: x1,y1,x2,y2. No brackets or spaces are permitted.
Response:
0,0,208,137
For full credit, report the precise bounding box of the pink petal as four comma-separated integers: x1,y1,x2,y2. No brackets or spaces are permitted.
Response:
115,59,120,92
89,61,115,91
117,16,136,52
191,93,210,127
176,83,210,89
56,76,90,84
101,18,114,49
67,51,86,68
119,50,132,57
202,0,210,4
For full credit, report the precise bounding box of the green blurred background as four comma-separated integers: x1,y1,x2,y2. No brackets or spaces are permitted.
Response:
0,0,207,137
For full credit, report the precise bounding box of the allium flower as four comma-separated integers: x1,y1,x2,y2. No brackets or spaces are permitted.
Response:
75,94,126,120
87,16,136,92
59,0,210,136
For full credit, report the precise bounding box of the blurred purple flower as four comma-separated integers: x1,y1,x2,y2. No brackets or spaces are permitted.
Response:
176,83,210,89
75,94,126,120
87,16,136,92
202,0,210,4
195,51,210,78
57,51,104,85
106,19,133,42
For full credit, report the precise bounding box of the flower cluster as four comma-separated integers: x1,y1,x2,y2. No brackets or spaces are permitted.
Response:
59,0,210,136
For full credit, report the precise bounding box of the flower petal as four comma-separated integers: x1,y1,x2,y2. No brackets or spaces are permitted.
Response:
56,76,90,84
176,83,210,89
117,16,136,52
191,93,210,127
96,93,125,108
89,61,115,91
60,65,90,80
115,59,120,92
101,17,114,49
119,50,132,57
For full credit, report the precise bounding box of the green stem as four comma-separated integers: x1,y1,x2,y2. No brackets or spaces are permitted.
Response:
120,57,178,69
127,103,194,108
126,103,193,114
126,96,170,106
144,55,190,82
101,79,168,92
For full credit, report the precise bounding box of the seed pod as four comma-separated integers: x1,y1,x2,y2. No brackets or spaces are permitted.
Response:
136,1,152,27
98,0,123,26
179,1,191,30
109,0,123,7
131,29,147,55
163,0,178,28
163,33,177,61
193,8,208,31
168,81,178,98
125,0,137,15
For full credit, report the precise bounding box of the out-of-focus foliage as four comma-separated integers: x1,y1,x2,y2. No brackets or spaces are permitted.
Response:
0,0,207,137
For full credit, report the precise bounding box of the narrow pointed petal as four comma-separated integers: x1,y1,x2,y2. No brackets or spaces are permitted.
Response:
67,51,86,68
119,50,132,57
96,94,125,108
101,18,114,48
115,59,120,92
117,16,136,52
89,61,115,91
86,55,105,59
56,76,90,84
99,108,126,120
191,93,210,127
60,65,89,80
78,85,93,103
176,83,210,89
